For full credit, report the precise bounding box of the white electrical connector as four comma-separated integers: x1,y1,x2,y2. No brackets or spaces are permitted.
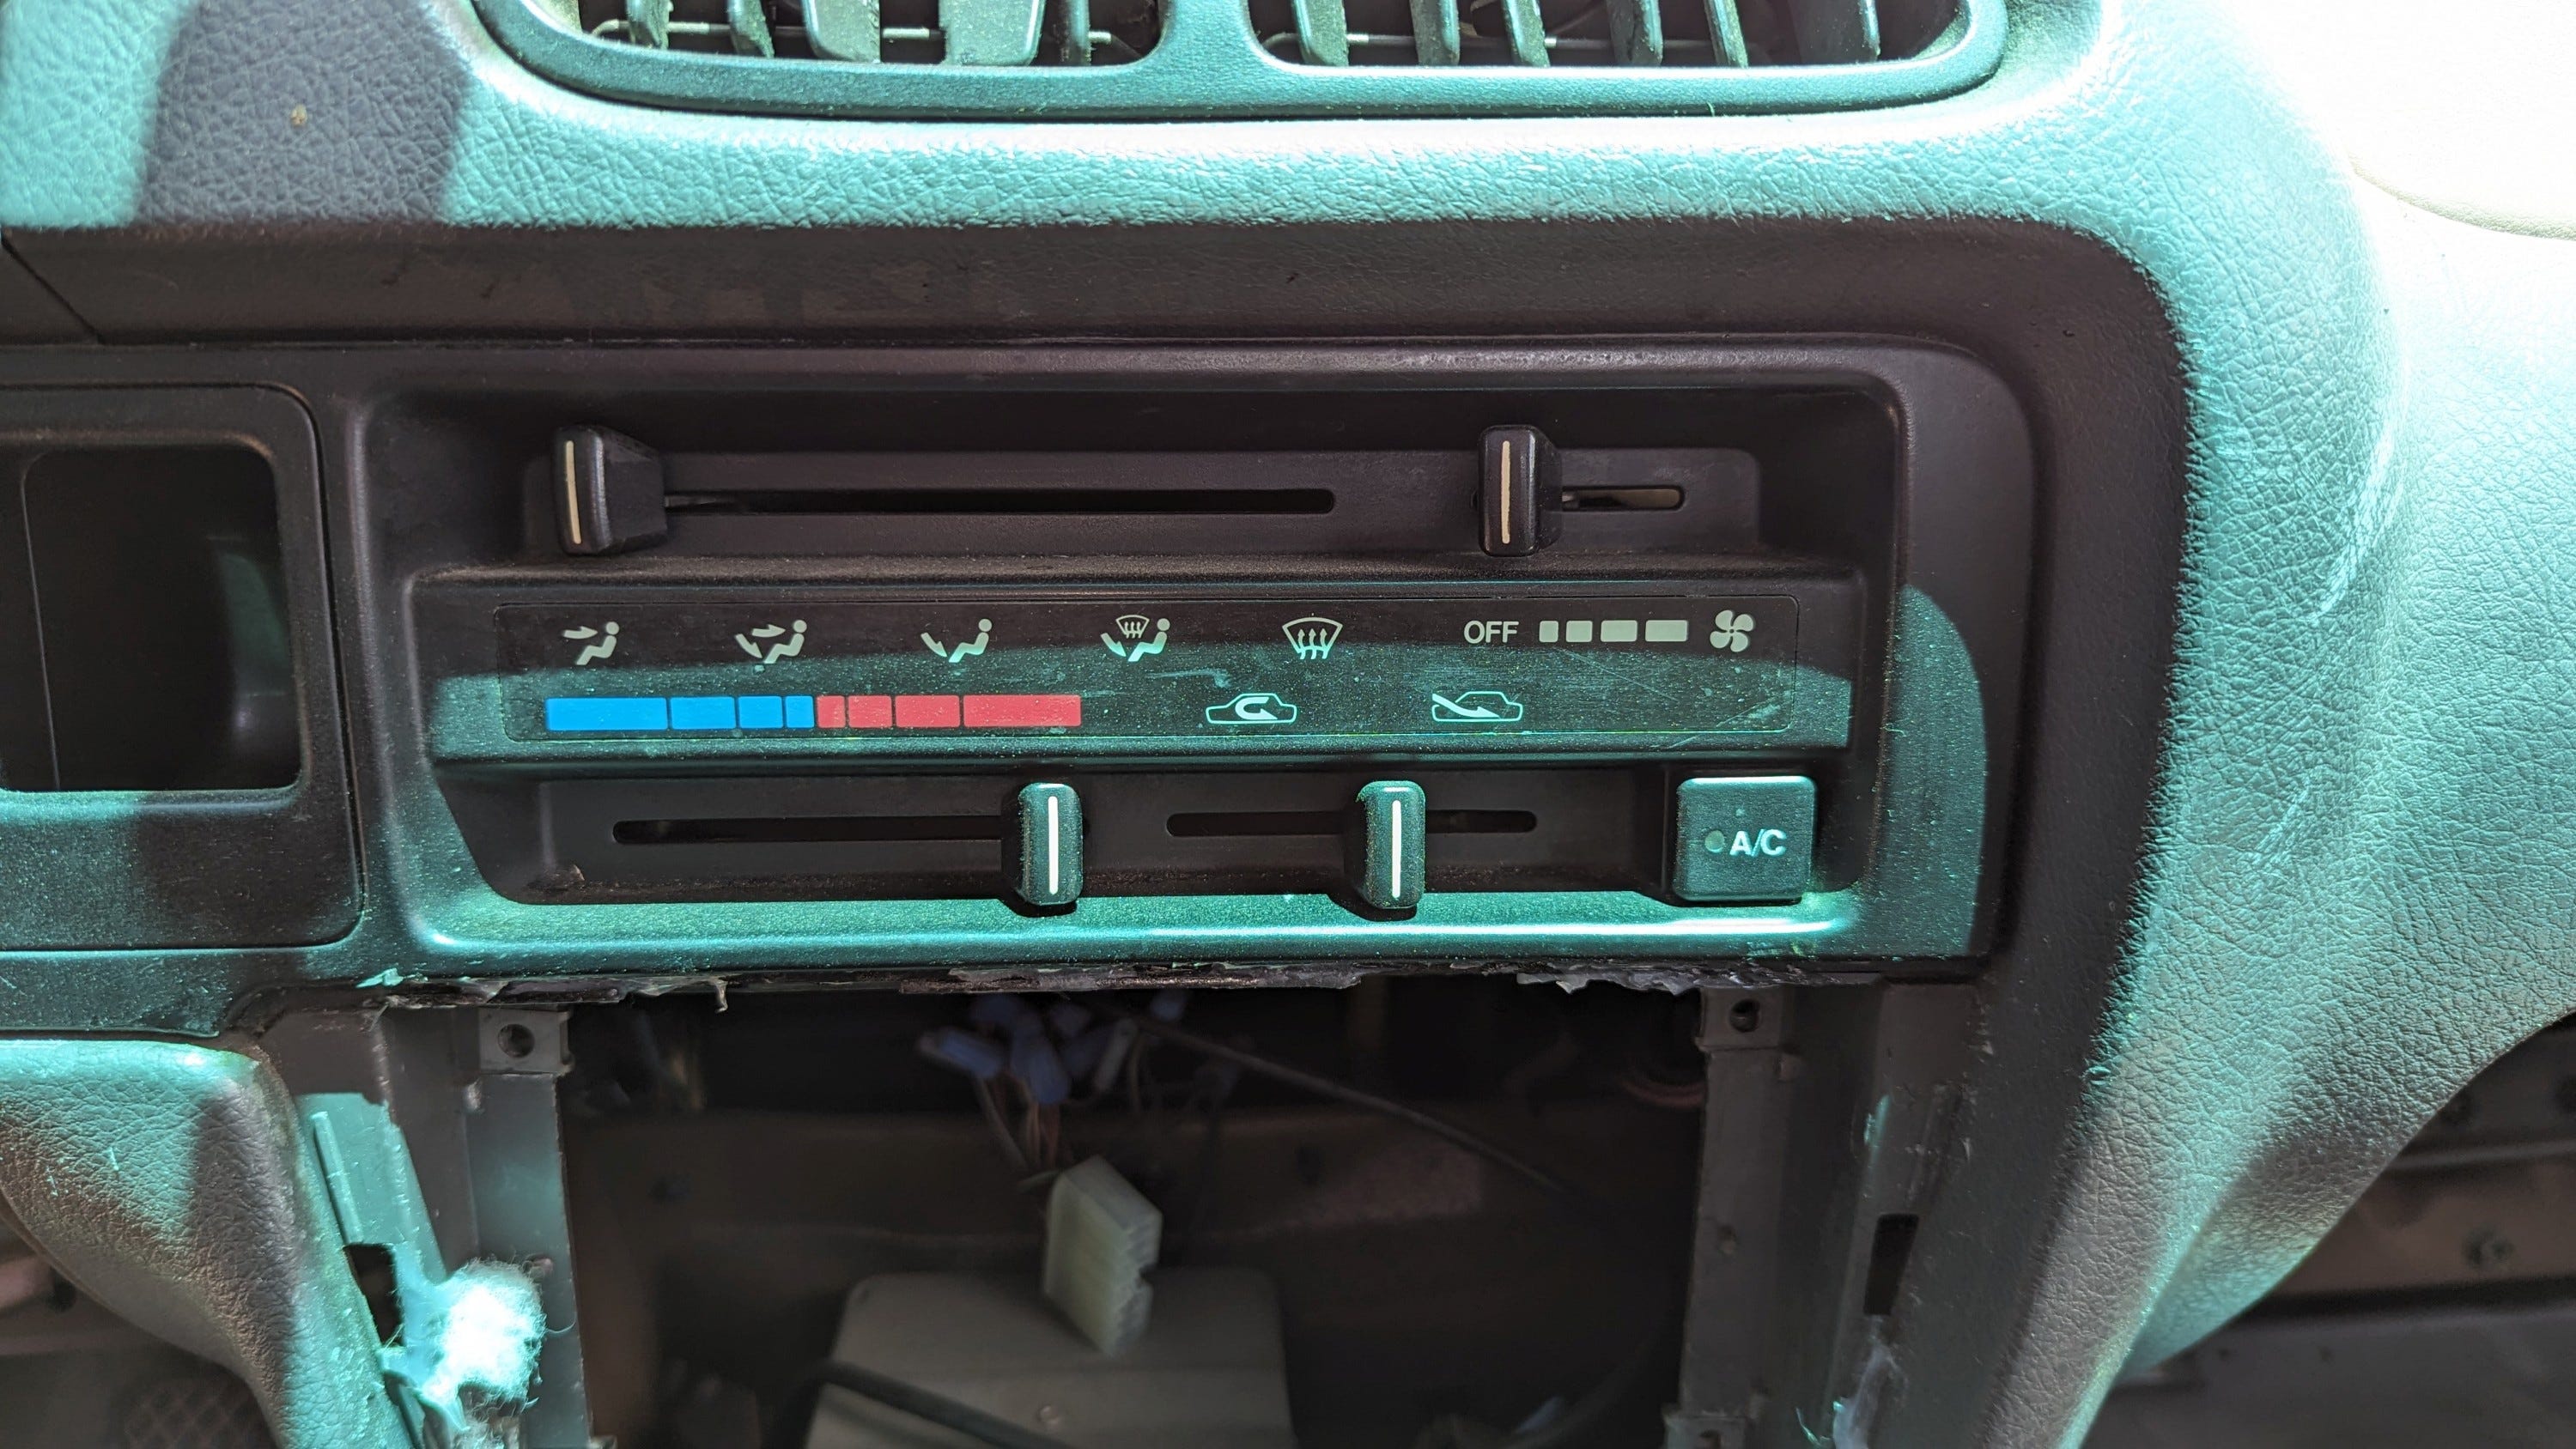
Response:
1042,1156,1161,1355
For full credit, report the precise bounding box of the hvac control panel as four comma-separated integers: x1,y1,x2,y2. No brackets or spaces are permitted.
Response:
400,357,2026,956
496,588,1850,757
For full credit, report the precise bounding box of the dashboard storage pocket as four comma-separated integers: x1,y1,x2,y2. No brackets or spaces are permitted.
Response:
0,390,359,951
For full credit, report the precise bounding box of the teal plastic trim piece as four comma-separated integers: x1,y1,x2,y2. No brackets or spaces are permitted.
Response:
1498,0,1548,68
0,1043,411,1449
307,1094,547,1449
942,0,1048,67
1058,0,1092,64
731,0,777,55
801,0,883,63
626,0,672,49
1705,0,1748,65
1606,0,1662,68
1292,0,1349,66
1405,0,1459,66
465,0,2003,118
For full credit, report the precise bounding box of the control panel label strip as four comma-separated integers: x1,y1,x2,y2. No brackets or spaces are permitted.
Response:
501,594,1807,749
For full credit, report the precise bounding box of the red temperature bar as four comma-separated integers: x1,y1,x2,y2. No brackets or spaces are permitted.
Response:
814,694,896,729
815,694,1076,730
894,694,962,729
963,694,1083,728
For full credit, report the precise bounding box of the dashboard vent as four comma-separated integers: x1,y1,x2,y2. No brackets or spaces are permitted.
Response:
482,0,1999,116
1262,0,1954,70
577,0,1151,67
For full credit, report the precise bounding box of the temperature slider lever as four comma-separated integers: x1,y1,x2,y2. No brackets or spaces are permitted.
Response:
1479,425,1560,558
555,425,669,557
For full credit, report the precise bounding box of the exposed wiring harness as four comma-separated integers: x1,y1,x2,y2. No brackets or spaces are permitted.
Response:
785,991,1671,1449
1106,1006,1672,1449
1111,1009,1593,1213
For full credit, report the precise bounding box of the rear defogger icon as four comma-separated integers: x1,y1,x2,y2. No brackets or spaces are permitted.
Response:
1283,616,1345,662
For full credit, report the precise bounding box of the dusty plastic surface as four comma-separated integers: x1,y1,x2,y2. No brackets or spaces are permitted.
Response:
0,1041,410,1449
5,0,2576,1446
469,0,2005,118
306,1094,547,1448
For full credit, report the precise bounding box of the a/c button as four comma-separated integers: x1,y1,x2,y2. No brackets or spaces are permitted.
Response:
1673,776,1816,904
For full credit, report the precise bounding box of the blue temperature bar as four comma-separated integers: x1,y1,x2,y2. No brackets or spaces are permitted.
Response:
669,695,738,731
545,696,671,732
546,693,1082,734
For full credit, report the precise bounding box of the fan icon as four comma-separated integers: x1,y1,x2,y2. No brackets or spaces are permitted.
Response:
1710,610,1757,653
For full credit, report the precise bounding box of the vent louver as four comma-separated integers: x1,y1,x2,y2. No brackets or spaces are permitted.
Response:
485,0,1999,116
1266,0,1954,70
580,0,1151,68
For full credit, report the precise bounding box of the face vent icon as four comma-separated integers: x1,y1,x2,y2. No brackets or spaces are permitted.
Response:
1115,614,1152,640
1283,616,1346,662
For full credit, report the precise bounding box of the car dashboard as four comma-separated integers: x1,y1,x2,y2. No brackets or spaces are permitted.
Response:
2,1,2574,1446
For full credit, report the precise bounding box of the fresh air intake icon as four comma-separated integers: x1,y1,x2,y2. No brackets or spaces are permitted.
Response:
1284,616,1345,662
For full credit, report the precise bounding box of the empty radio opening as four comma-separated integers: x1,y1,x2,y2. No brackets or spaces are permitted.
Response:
556,981,1707,1449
